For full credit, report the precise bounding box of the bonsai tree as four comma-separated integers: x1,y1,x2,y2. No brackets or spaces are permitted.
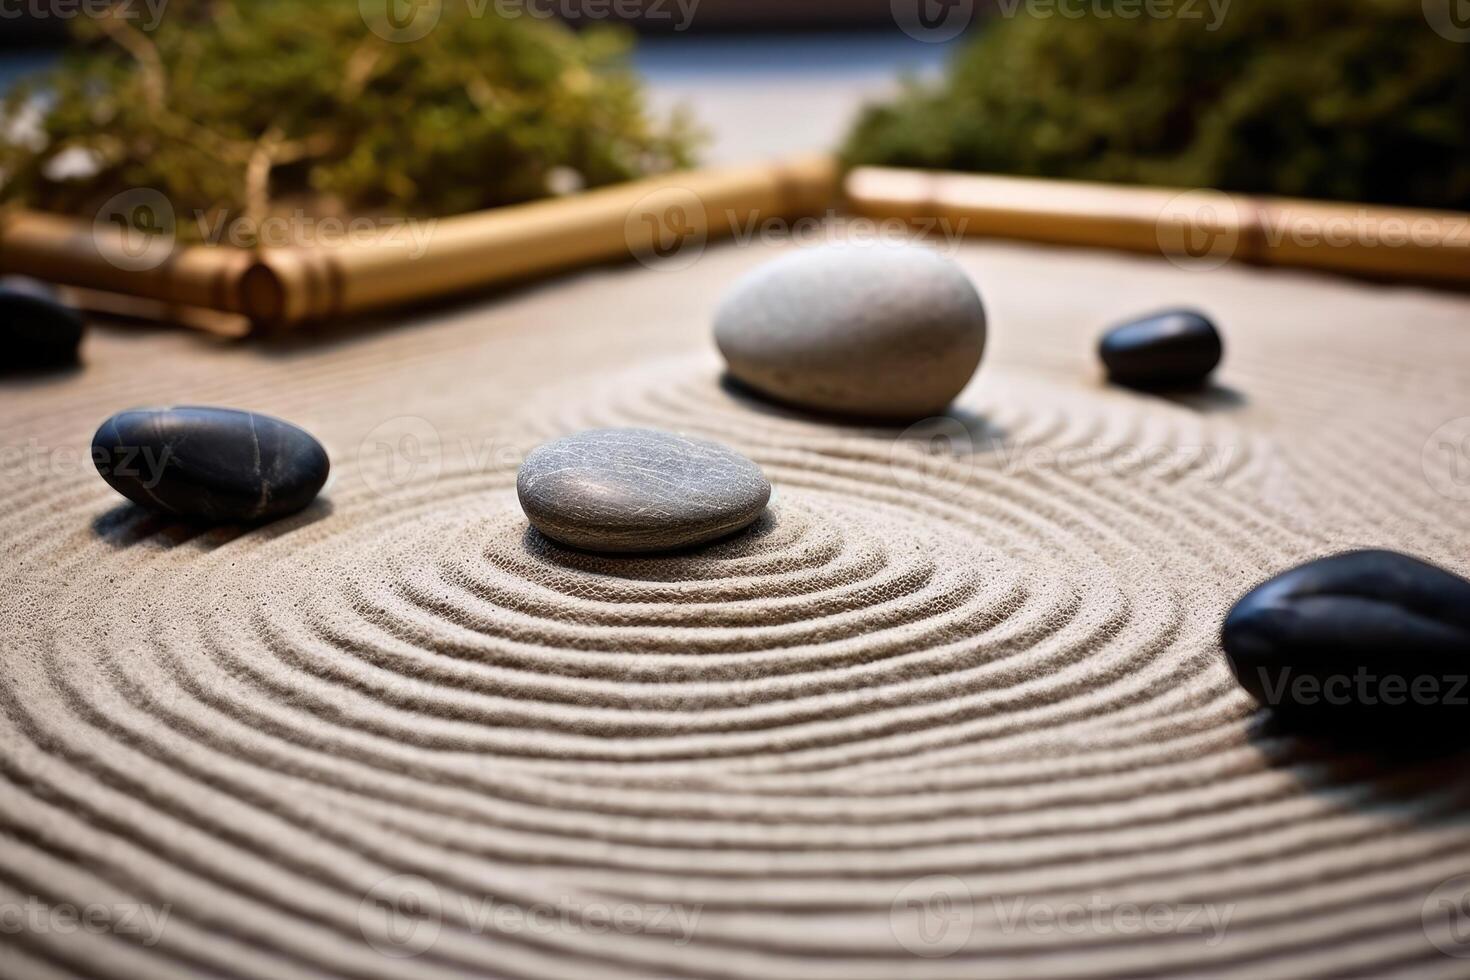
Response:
0,0,698,242
845,0,1470,210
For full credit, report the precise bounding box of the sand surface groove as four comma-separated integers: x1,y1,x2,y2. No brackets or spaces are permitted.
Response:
3,240,1470,978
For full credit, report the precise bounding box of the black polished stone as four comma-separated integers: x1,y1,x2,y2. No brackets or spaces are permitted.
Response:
1099,309,1222,389
93,406,329,522
1222,550,1470,725
1,276,84,372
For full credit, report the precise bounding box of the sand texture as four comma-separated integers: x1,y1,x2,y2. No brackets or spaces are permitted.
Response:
3,236,1470,978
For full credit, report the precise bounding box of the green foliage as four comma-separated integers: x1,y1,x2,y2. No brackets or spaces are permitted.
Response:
0,1,698,239
844,0,1470,209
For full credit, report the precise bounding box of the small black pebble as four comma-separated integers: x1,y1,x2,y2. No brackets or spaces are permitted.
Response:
1222,550,1470,728
93,406,329,523
1,276,84,372
1099,309,1222,389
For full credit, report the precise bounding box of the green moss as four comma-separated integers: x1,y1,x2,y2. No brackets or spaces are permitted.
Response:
844,0,1470,209
0,1,698,240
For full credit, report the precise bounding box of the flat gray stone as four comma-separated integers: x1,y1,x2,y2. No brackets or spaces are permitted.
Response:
517,428,771,553
714,243,986,420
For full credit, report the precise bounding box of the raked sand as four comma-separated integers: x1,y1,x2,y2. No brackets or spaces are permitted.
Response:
3,234,1470,978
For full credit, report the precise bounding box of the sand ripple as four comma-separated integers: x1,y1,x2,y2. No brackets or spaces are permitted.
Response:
5,326,1470,979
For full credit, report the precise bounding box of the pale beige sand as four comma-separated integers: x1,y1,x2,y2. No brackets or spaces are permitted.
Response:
3,234,1470,979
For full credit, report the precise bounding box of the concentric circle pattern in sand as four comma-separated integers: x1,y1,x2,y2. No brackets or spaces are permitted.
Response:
4,244,1470,979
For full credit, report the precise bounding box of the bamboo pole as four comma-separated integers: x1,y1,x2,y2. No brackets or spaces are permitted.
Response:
845,167,1470,286
12,160,1459,335
0,154,838,332
0,209,258,313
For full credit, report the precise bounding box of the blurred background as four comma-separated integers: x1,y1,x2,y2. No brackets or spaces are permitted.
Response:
5,0,1466,215
2,2,950,165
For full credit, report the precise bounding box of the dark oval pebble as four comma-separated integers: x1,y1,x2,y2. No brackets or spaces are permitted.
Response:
1221,550,1470,726
93,406,330,523
1,276,84,372
518,428,771,553
1099,309,1221,389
